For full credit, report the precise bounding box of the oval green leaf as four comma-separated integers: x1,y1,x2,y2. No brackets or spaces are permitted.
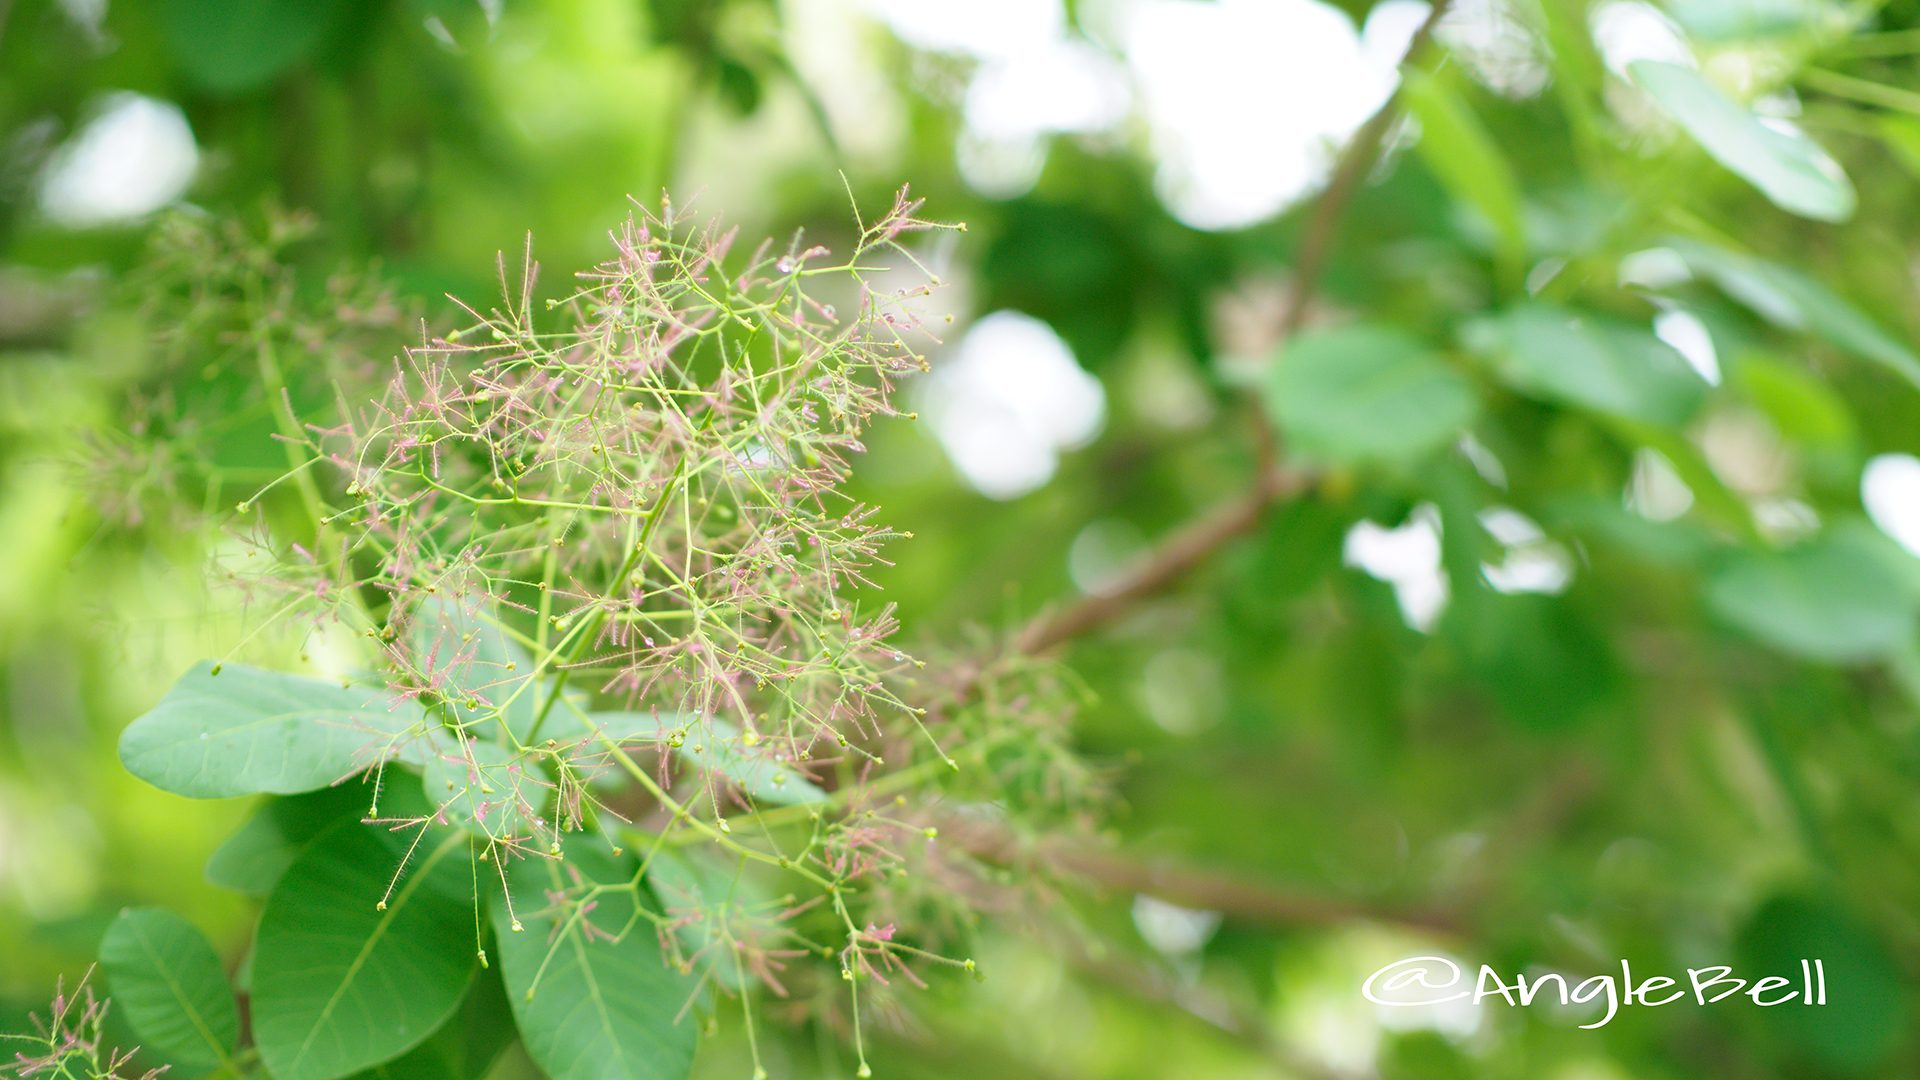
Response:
1736,894,1909,1070
1263,325,1479,466
99,908,240,1068
1631,60,1854,222
1706,526,1920,662
121,662,425,799
342,968,519,1080
1467,304,1707,425
1401,69,1526,282
1675,241,1920,391
253,819,478,1080
493,841,697,1080
158,0,344,93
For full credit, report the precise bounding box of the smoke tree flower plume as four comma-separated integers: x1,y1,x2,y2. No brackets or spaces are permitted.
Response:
1,970,161,1080
87,188,1106,1080
215,188,1071,1075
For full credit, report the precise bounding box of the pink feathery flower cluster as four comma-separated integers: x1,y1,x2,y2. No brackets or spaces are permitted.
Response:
2,971,162,1079
294,190,960,844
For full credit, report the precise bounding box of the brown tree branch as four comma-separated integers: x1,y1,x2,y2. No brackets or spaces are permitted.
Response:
931,2,1468,948
944,816,1464,939
1278,0,1455,341
1013,0,1454,658
1015,465,1307,654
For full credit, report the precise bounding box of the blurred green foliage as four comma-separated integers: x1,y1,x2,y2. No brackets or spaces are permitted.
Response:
6,0,1920,1076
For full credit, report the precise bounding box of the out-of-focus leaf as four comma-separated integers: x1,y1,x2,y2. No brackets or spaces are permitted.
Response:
1225,499,1351,633
1667,0,1828,40
493,839,696,1080
1877,114,1920,181
1466,304,1707,425
1548,495,1715,565
1729,352,1855,449
981,201,1143,368
1631,61,1854,222
1675,242,1920,390
407,0,498,50
1705,525,1920,662
253,819,477,1080
1449,591,1622,731
1728,351,1859,486
205,784,368,895
1616,423,1757,535
1401,69,1525,283
99,908,240,1068
120,662,424,799
1262,325,1478,466
712,55,764,115
1380,1030,1478,1080
1736,895,1908,1070
157,0,345,93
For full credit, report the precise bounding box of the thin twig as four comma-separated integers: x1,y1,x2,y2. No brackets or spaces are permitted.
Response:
928,3,1467,950
1016,465,1306,653
944,816,1464,939
1278,0,1456,342
1015,0,1455,658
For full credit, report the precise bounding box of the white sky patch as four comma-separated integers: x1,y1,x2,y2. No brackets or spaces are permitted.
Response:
919,311,1105,499
1363,0,1436,71
1131,894,1222,956
956,37,1128,199
1344,505,1449,631
1863,453,1920,558
787,0,907,163
1438,0,1550,98
1618,246,1692,289
964,38,1130,140
1752,496,1820,541
1626,448,1694,521
39,93,198,228
956,129,1049,199
1590,1,1693,76
1124,0,1397,230
1480,507,1575,594
1654,308,1721,385
867,0,1064,59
